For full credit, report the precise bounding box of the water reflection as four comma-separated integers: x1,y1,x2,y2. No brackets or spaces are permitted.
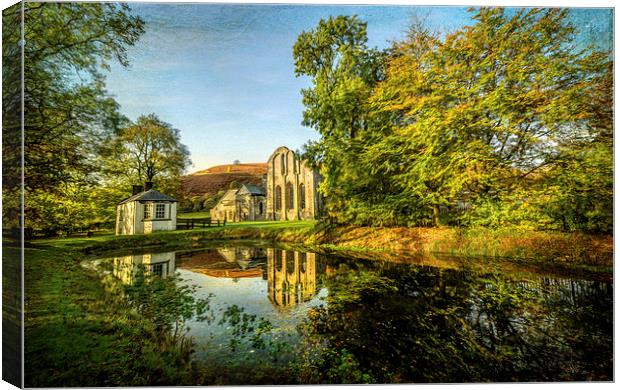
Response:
267,249,317,307
112,251,176,284
93,245,612,383
295,259,613,383
177,247,266,279
175,247,323,308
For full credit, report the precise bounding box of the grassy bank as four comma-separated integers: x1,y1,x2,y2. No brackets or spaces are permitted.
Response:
22,243,207,386
315,225,613,266
28,221,612,286
21,221,317,386
32,220,612,271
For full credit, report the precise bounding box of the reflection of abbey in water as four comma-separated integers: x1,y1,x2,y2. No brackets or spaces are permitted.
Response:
177,247,267,279
113,251,176,284
176,246,322,307
267,248,318,307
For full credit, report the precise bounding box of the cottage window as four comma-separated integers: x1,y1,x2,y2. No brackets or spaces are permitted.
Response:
143,203,152,219
155,204,166,219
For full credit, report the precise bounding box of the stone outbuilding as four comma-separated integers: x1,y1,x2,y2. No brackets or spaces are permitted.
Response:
116,183,178,235
266,146,322,221
210,183,267,222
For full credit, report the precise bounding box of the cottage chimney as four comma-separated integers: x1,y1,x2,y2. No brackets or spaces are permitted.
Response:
144,181,153,191
132,185,143,195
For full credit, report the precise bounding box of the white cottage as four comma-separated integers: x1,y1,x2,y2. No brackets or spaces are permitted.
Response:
116,184,178,235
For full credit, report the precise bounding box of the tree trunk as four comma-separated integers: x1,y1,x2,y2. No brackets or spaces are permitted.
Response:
432,205,440,227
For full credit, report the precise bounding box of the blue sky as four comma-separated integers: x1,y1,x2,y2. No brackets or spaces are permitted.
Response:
104,3,613,173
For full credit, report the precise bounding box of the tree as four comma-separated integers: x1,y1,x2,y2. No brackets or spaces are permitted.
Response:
98,114,189,204
293,16,388,224
2,2,144,235
93,114,190,227
3,2,144,193
106,114,191,184
293,9,611,231
365,8,612,228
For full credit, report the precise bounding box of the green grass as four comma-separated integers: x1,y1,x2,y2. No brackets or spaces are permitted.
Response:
22,245,202,386
30,220,315,248
224,220,315,229
177,211,212,219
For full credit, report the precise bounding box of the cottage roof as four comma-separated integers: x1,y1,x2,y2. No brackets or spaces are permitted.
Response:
240,184,265,196
118,189,178,205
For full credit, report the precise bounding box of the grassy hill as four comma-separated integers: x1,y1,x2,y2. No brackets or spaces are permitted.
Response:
181,163,268,196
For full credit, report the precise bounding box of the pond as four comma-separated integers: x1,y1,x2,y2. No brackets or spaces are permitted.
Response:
87,242,613,384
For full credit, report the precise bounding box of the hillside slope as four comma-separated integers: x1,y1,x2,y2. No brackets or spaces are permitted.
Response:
182,163,268,196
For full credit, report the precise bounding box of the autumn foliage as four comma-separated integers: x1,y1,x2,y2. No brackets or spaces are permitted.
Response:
294,8,612,232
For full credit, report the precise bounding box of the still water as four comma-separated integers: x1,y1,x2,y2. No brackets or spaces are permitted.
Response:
90,243,613,383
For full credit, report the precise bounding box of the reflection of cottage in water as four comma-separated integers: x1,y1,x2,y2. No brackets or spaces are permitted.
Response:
178,247,267,279
113,251,176,284
267,248,317,307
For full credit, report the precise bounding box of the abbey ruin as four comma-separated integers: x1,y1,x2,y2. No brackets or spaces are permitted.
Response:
210,146,322,222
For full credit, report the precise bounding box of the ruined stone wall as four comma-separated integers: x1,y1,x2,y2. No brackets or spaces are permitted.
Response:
266,146,321,221
210,189,238,221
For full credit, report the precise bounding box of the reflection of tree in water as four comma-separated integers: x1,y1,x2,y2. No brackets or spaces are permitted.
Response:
294,258,613,383
101,256,212,364
102,249,611,384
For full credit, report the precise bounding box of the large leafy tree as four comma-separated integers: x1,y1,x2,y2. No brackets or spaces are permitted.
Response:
368,8,612,229
2,2,144,235
96,114,191,221
296,8,612,230
102,113,191,187
293,16,387,224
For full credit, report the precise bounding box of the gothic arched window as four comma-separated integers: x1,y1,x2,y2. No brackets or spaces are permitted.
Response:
275,186,282,210
286,251,295,276
299,183,306,209
299,252,307,273
286,182,294,209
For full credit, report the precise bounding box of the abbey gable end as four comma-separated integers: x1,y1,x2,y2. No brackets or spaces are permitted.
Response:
266,146,322,221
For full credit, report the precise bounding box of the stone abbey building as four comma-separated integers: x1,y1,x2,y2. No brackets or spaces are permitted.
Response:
210,146,322,222
210,184,266,222
266,146,322,221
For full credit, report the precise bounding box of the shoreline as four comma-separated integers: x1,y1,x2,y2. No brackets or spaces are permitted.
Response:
25,221,613,279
